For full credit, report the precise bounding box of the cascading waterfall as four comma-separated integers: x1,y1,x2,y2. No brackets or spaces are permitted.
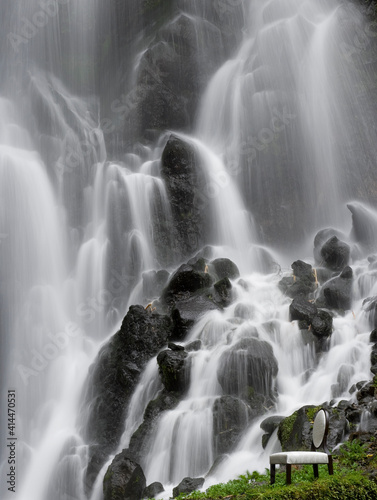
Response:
1,0,377,499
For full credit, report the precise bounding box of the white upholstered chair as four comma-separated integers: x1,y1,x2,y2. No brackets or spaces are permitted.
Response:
269,408,333,485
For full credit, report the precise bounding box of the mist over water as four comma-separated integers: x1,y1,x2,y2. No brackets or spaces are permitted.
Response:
1,1,377,499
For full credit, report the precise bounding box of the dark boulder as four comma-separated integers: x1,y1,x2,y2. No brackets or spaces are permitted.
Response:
311,310,333,338
313,228,347,263
103,452,146,500
168,342,185,351
217,338,278,406
320,236,350,271
260,415,285,449
289,296,318,324
143,482,164,499
285,280,316,299
371,344,377,375
172,477,205,498
82,306,172,487
210,258,240,280
279,261,316,299
261,415,285,435
292,260,315,281
370,329,377,343
317,266,353,311
186,339,202,351
162,263,213,305
213,396,252,455
157,348,190,393
213,277,233,307
160,136,207,260
171,293,220,340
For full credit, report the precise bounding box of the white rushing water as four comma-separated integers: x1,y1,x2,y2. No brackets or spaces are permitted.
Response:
0,0,377,499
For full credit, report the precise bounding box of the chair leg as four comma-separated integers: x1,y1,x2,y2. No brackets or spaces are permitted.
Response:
328,456,333,475
270,464,276,485
286,464,292,485
313,464,319,479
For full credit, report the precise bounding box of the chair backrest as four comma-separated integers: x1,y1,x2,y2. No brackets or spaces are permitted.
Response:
312,409,329,450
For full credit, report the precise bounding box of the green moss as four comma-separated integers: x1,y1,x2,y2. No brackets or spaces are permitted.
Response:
278,411,298,449
306,406,322,422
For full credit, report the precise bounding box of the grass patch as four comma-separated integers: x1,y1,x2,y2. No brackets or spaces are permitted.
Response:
157,441,377,500
169,469,377,500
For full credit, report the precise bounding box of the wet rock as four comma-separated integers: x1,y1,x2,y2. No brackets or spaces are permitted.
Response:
168,342,185,351
261,415,285,448
345,403,362,424
289,296,318,323
143,482,164,498
311,310,333,338
260,415,285,435
314,228,347,263
171,293,220,340
363,297,377,329
278,276,295,294
103,452,146,500
160,135,207,260
186,339,202,351
285,280,316,299
157,349,190,393
213,396,252,455
128,390,180,462
173,477,205,498
356,382,376,403
279,261,316,299
217,338,278,405
370,329,377,343
292,260,315,281
348,202,377,251
371,344,377,374
317,266,353,311
213,277,233,306
320,236,350,271
210,258,240,280
83,305,172,455
125,11,226,146
162,263,213,305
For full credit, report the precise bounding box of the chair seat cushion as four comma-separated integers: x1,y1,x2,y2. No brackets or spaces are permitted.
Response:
270,451,329,465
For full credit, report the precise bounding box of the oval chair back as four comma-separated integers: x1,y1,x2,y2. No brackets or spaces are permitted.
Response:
312,409,329,452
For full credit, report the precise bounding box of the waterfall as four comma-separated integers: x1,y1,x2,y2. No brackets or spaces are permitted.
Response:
1,0,377,499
